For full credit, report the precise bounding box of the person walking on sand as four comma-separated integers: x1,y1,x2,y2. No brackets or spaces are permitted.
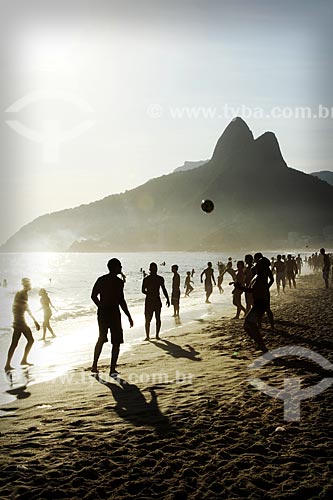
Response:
171,264,181,318
235,256,274,353
231,260,247,319
296,254,303,275
320,248,331,288
91,258,133,376
200,262,216,303
274,254,286,294
38,288,57,340
142,262,170,340
184,271,194,297
4,278,40,372
285,254,298,288
244,254,254,313
253,252,274,329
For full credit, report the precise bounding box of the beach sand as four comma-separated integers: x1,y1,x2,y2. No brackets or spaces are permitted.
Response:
1,273,332,499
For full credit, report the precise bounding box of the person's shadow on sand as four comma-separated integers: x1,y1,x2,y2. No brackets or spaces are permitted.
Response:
273,324,333,350
152,339,201,361
94,375,171,432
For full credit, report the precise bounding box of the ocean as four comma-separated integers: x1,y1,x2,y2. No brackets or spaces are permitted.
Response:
0,251,311,407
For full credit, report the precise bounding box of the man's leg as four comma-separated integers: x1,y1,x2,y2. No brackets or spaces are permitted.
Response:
110,344,120,375
91,322,108,372
155,309,162,339
145,309,153,340
5,330,21,371
91,338,105,372
21,328,34,365
42,321,47,340
244,308,267,353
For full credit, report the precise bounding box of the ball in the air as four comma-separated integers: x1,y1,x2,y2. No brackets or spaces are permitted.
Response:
201,199,214,213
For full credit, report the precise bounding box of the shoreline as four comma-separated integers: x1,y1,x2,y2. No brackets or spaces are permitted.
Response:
1,272,332,499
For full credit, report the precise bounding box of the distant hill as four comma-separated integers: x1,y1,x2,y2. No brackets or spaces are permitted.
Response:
2,117,333,252
173,160,209,173
310,170,333,186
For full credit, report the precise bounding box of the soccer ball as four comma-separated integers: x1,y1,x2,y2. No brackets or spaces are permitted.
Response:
201,199,214,213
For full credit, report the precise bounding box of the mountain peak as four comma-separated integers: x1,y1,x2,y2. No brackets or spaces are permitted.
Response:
211,117,254,162
255,131,287,165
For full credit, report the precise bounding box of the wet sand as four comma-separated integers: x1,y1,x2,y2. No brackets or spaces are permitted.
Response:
0,273,332,499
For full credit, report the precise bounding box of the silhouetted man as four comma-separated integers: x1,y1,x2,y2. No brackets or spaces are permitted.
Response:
274,254,286,294
285,254,297,288
142,262,170,340
171,264,180,318
320,248,331,288
91,258,133,376
5,278,40,371
237,254,274,352
200,261,216,303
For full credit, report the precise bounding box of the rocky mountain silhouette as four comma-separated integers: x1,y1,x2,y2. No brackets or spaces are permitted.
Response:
2,117,333,252
310,170,333,186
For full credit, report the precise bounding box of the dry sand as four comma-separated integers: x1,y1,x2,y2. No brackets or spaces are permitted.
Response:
1,273,332,499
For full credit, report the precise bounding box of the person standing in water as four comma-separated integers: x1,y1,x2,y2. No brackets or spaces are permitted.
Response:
38,288,57,340
142,262,170,340
171,264,181,318
4,278,40,371
200,262,216,303
91,258,133,376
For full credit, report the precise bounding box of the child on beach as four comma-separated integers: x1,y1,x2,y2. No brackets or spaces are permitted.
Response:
184,271,194,297
4,278,40,371
38,288,57,340
171,264,180,318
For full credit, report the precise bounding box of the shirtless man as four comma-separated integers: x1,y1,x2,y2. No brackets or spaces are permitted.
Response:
171,264,180,318
320,248,331,288
200,262,216,303
274,254,286,294
5,278,40,371
236,256,274,352
285,254,298,288
142,262,170,340
91,258,133,376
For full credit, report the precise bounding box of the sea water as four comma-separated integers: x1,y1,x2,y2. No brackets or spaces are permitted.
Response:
0,251,311,406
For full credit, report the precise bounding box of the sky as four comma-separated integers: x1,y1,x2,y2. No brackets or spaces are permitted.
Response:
1,0,332,245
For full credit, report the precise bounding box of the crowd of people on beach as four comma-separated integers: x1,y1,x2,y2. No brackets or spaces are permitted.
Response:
3,248,332,376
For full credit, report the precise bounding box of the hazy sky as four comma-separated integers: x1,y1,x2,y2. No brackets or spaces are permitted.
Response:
1,0,332,244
